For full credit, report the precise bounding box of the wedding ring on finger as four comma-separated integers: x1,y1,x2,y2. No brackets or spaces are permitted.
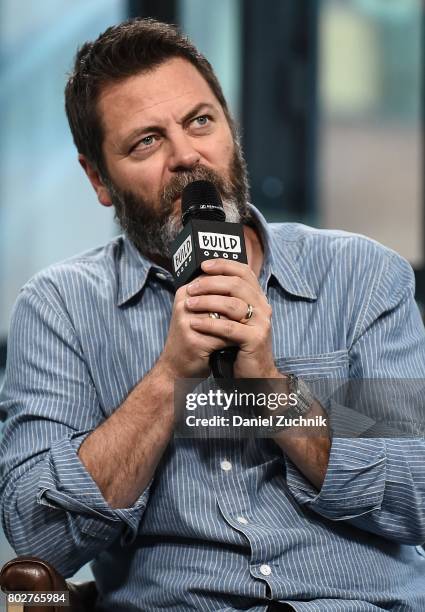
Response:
208,312,221,319
241,303,254,323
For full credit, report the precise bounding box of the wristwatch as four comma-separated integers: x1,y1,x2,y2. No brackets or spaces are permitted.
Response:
261,374,315,434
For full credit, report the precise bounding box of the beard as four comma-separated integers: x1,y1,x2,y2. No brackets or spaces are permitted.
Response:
103,137,252,261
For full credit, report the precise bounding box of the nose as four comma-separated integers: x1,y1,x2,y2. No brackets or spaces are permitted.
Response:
167,131,201,172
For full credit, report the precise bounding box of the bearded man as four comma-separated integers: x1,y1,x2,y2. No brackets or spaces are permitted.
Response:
1,18,425,612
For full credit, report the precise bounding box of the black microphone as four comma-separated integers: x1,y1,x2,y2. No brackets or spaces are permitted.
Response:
171,180,248,380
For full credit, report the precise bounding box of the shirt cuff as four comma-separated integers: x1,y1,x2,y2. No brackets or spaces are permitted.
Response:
285,437,387,520
37,431,151,545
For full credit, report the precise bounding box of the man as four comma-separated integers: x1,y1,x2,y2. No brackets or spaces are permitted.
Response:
1,18,424,612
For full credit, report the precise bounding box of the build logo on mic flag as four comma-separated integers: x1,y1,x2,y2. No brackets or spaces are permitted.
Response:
171,219,248,288
198,232,241,258
173,235,193,273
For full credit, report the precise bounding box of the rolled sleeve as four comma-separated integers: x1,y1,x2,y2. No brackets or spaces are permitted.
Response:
285,438,386,520
37,431,151,545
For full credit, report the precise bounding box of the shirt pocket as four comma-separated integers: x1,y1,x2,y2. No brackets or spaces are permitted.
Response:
274,350,350,410
274,349,349,379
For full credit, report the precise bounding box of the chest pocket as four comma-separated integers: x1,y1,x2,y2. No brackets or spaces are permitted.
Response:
275,350,351,423
274,349,349,379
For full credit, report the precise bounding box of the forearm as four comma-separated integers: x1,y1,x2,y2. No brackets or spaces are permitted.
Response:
272,398,331,490
78,360,176,509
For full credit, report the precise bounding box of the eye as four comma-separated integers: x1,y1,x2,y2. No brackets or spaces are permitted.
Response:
130,134,159,155
193,115,210,127
140,135,155,147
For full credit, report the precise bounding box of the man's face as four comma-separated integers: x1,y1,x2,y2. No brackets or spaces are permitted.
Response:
93,57,250,259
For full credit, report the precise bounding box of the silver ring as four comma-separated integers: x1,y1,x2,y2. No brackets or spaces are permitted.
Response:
209,312,221,319
242,303,254,322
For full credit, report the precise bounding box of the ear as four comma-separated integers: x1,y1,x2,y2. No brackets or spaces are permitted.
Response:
78,154,113,207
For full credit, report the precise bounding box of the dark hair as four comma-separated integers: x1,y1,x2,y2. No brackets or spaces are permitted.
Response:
65,17,232,177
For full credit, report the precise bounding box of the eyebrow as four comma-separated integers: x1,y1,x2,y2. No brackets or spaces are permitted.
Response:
121,102,217,148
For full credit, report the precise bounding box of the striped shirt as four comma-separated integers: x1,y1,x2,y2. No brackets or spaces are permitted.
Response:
1,205,425,611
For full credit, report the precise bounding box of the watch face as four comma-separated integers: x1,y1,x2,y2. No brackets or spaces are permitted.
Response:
292,377,314,416
261,375,315,434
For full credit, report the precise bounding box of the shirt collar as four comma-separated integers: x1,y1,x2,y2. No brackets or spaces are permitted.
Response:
116,203,317,306
247,204,317,300
117,237,157,306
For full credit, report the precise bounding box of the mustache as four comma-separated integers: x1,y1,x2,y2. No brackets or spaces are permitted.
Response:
160,165,231,208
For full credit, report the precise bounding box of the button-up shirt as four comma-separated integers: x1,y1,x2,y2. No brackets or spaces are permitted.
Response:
1,205,425,611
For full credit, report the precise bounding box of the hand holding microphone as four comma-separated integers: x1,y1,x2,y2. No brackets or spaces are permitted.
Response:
186,256,276,379
158,179,276,381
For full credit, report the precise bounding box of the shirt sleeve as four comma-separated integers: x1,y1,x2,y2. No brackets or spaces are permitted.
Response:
284,250,425,545
0,281,151,577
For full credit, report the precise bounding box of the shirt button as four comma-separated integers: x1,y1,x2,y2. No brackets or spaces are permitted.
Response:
236,516,248,525
220,460,232,471
260,564,272,576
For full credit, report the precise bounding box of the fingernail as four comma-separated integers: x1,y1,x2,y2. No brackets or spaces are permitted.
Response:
203,259,216,268
186,297,198,306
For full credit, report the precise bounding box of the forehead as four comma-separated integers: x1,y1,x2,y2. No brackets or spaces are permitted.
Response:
97,57,222,137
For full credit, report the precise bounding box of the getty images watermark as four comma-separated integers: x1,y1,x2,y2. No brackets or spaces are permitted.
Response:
184,387,325,429
174,378,329,438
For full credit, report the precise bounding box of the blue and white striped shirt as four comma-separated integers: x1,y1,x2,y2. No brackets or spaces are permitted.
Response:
1,205,425,611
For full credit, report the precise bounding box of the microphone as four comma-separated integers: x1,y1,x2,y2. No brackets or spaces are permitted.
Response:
171,180,248,380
